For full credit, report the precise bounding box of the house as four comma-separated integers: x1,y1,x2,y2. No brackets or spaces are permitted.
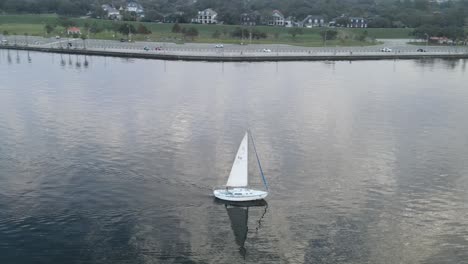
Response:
347,17,367,28
302,15,326,27
126,1,144,17
240,11,260,26
284,16,296,27
197,8,218,24
102,4,121,20
429,37,453,44
67,27,81,35
267,10,284,26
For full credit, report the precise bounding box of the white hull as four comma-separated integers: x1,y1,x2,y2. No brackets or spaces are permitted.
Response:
213,187,268,202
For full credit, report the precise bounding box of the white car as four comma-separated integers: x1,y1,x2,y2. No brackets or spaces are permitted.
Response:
55,36,61,39
215,44,224,48
262,48,272,52
380,47,392,52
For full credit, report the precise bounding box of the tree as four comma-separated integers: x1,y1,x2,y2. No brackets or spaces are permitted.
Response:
122,11,138,21
89,22,103,34
288,28,303,38
413,25,465,41
252,29,267,39
137,24,151,34
91,6,107,19
44,24,56,35
443,26,465,41
368,17,392,28
335,17,349,27
356,30,369,41
118,23,136,36
142,10,163,22
57,17,76,28
184,27,199,40
412,24,439,39
320,30,338,41
172,23,181,33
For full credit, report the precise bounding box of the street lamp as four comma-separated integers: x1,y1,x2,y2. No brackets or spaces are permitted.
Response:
424,33,429,48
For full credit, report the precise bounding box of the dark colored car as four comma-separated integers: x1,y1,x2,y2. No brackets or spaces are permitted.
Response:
120,38,127,42
417,48,426,52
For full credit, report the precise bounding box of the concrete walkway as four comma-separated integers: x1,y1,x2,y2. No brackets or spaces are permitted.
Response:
1,35,467,61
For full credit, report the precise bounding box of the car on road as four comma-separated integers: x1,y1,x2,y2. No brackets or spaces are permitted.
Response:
143,46,149,51
55,36,61,39
215,44,224,48
1,39,8,45
120,38,127,42
417,48,426,52
380,47,392,52
155,46,163,51
262,48,272,52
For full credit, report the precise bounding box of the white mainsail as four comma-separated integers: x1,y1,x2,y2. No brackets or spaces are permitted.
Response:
226,132,248,187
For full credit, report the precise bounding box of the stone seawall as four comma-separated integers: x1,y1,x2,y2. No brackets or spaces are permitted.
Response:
2,45,468,62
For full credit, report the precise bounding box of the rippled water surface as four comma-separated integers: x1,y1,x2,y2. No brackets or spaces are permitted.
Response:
1,51,468,264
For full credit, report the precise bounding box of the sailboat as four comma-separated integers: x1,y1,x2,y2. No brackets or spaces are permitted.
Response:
213,131,269,202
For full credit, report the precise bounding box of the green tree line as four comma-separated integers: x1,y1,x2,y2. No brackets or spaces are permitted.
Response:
0,0,467,28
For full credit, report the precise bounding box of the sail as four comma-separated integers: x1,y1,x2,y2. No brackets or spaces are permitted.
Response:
226,132,248,187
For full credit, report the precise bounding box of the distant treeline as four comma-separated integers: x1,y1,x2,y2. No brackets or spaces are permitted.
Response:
1,0,468,29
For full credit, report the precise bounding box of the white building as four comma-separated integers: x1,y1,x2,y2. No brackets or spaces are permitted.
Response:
197,8,218,24
302,15,326,27
268,10,284,26
102,4,121,20
284,16,295,27
126,1,144,17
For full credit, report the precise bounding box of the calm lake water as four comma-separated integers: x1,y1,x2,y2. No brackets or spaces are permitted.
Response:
1,50,468,264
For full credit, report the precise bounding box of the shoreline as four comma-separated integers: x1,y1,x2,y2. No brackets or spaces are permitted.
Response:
2,45,468,62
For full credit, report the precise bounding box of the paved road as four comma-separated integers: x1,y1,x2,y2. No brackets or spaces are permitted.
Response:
2,35,467,57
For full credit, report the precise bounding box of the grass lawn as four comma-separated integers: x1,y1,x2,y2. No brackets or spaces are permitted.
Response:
1,14,413,46
345,28,414,39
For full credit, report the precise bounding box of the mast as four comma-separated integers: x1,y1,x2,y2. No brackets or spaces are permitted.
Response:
249,130,268,191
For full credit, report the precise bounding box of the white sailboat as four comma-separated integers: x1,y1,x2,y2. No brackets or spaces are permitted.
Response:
213,131,268,202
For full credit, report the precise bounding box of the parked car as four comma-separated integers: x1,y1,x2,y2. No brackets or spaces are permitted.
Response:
380,47,392,52
1,39,8,45
143,46,149,51
262,48,272,52
417,48,426,52
120,38,127,42
155,46,163,51
55,36,61,39
215,44,224,48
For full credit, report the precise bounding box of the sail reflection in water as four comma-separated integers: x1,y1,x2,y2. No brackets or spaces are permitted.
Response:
215,199,268,259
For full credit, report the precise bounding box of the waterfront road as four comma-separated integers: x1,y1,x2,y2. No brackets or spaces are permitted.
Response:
1,35,467,60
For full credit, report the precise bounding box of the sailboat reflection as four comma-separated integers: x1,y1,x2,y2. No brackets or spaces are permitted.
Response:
215,199,268,259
